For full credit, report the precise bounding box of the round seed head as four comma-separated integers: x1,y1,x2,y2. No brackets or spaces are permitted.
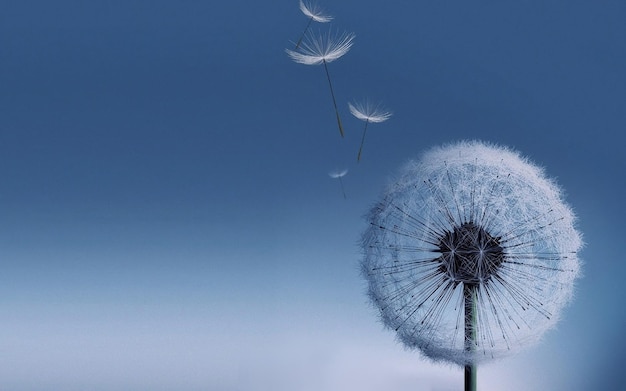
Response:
361,140,582,366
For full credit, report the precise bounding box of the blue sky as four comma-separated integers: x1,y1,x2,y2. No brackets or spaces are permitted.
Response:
0,0,624,390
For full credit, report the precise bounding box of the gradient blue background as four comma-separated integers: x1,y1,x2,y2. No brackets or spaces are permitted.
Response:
0,1,624,390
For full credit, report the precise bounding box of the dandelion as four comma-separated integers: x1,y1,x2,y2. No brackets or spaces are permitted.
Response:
348,100,392,162
295,0,333,49
286,30,355,138
329,168,348,199
361,141,582,390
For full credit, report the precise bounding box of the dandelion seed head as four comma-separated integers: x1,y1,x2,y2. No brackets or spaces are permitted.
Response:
329,169,348,178
361,140,582,366
299,0,333,23
286,30,355,65
349,100,393,123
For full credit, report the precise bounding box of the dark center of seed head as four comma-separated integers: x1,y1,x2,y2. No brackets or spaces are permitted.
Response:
437,222,505,284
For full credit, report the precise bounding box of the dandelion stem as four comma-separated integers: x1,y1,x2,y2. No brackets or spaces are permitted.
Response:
339,177,346,199
464,284,477,391
357,120,369,162
295,17,314,49
322,59,344,138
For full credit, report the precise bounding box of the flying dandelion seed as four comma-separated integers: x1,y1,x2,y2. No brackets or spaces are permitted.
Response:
348,100,392,162
329,168,348,199
286,30,355,138
295,0,333,49
361,140,582,390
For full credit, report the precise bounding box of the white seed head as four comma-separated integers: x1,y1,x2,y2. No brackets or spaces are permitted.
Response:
299,0,333,23
361,140,582,366
349,100,393,123
329,168,348,178
286,30,355,65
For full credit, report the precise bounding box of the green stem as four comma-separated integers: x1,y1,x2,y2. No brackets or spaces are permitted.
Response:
464,284,477,391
